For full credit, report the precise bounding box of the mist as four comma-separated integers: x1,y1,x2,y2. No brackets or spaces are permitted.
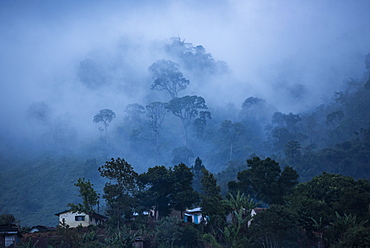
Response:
1,0,370,163
2,0,370,227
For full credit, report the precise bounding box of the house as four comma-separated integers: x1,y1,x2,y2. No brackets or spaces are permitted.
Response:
55,210,107,228
247,208,266,227
183,207,204,224
29,225,55,233
0,223,22,247
225,207,266,226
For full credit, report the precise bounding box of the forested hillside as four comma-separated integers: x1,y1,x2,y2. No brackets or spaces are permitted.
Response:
0,36,369,227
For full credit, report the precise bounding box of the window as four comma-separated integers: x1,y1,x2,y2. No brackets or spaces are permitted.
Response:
75,215,85,221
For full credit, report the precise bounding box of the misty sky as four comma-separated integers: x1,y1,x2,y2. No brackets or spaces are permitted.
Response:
1,0,370,144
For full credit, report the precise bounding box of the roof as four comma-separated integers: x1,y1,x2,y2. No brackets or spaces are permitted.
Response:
0,224,23,237
253,208,266,214
55,210,107,220
29,225,56,233
185,207,202,213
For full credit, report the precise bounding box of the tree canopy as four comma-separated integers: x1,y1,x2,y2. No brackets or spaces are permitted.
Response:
148,59,189,99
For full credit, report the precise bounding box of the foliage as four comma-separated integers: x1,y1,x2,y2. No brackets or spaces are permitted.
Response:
248,205,300,248
93,109,116,146
146,102,167,132
93,109,116,129
165,36,228,74
223,192,257,248
326,212,368,247
288,172,370,246
154,216,181,248
104,227,142,248
19,238,39,248
148,59,189,99
138,163,198,219
98,158,139,228
2,40,370,240
171,163,199,213
200,168,224,217
138,165,174,218
230,157,299,205
146,102,167,148
194,110,212,138
200,167,227,240
171,146,194,166
166,95,210,145
0,213,17,225
68,178,99,215
124,103,145,123
219,120,245,161
333,225,370,248
191,157,206,193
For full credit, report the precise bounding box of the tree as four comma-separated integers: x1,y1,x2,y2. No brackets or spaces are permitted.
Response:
171,146,194,166
223,192,257,248
138,165,174,219
165,36,228,74
272,112,301,129
148,59,189,99
154,216,182,247
200,168,226,236
0,213,17,225
230,157,299,205
200,168,224,216
220,120,245,161
326,110,344,127
326,212,368,247
146,102,167,158
268,112,305,154
288,173,370,231
93,109,116,146
171,163,199,214
138,163,198,219
248,205,300,247
284,140,302,161
98,158,138,228
166,95,210,145
191,157,206,193
194,111,212,139
124,103,145,123
334,226,370,248
68,178,99,215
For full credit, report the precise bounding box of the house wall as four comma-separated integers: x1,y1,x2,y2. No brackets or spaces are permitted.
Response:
4,235,16,247
58,212,92,228
184,212,203,224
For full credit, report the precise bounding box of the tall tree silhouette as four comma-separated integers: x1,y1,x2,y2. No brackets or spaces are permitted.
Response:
93,109,116,146
149,59,189,99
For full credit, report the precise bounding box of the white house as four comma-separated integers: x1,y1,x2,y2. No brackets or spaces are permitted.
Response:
184,207,204,224
55,210,107,228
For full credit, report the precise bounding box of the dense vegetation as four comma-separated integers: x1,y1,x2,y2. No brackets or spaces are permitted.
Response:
0,38,370,244
3,157,370,247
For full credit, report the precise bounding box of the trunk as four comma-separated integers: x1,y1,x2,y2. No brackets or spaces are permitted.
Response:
184,126,188,146
104,124,109,147
156,131,160,162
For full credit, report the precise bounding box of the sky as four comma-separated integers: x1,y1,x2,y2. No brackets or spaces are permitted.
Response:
1,0,370,144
